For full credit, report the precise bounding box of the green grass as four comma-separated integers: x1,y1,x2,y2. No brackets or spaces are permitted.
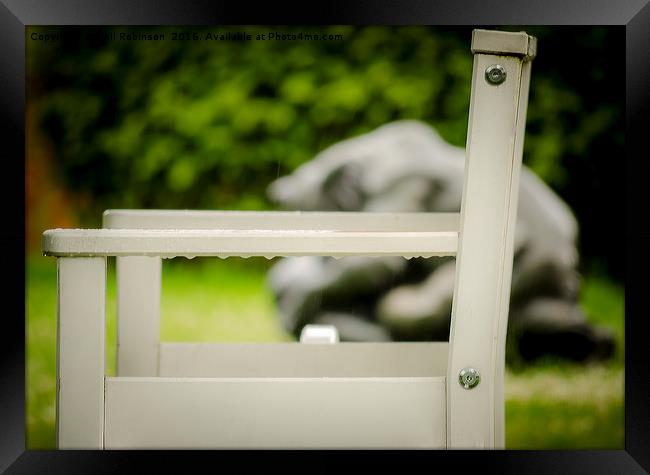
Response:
504,272,625,449
159,258,292,343
505,364,624,448
579,273,625,363
26,255,624,449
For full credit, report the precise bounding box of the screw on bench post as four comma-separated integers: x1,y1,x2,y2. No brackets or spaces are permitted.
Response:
458,367,481,389
485,64,506,85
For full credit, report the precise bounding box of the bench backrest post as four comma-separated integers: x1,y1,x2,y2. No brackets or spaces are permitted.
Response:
447,29,536,449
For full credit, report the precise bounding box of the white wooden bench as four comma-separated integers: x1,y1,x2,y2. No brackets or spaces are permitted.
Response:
42,28,536,449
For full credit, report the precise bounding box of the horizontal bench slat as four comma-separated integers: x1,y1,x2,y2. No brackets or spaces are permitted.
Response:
159,342,449,378
103,210,460,232
43,228,458,258
104,376,446,448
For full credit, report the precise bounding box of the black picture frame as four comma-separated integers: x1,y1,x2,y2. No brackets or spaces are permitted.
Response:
2,1,648,473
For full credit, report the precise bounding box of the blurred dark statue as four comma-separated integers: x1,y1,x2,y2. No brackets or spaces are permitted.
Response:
266,120,614,363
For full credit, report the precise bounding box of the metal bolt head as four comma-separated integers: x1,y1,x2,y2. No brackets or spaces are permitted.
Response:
459,367,480,389
485,64,506,85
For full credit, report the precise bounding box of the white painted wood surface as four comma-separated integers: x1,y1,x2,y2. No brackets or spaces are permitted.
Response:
42,224,458,258
116,256,161,376
56,258,106,449
447,30,535,449
104,376,446,449
103,209,459,232
159,342,449,378
469,29,536,59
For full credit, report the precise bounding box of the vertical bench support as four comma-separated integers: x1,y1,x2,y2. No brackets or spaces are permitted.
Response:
56,257,106,448
447,30,536,448
116,256,161,376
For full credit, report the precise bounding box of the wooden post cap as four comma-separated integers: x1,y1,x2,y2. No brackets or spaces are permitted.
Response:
471,29,537,61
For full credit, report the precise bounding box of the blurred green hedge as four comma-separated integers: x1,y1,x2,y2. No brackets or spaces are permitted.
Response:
27,26,625,279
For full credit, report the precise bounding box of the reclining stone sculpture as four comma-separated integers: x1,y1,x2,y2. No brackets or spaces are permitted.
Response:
266,120,614,363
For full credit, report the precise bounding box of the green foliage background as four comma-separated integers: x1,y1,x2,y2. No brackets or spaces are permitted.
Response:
27,26,625,280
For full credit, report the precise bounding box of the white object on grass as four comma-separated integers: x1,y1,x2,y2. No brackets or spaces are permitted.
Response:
299,324,340,344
